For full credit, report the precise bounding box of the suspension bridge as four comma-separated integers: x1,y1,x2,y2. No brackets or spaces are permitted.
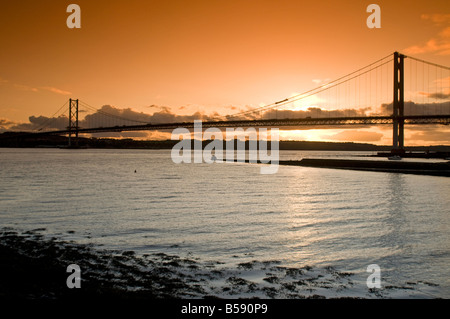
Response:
4,52,450,152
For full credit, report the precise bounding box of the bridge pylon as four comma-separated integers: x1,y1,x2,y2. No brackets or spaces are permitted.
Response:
68,98,79,147
392,51,405,153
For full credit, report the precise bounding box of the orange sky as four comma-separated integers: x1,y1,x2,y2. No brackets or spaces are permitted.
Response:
0,0,449,145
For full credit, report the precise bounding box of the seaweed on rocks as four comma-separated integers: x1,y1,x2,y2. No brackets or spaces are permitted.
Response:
0,228,440,299
0,228,198,299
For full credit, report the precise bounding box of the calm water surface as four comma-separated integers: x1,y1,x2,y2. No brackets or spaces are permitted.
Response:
0,148,449,297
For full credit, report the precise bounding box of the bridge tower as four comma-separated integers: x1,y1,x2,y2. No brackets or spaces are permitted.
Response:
68,98,79,147
392,51,405,153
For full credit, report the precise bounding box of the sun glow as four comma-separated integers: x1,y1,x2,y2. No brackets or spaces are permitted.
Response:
280,129,323,141
281,94,326,112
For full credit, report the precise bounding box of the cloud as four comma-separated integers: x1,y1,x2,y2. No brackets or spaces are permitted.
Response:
378,101,450,116
419,92,450,100
5,104,220,137
0,118,17,132
404,15,450,56
146,104,167,110
80,105,220,138
14,83,38,92
322,130,384,142
0,76,72,95
41,86,72,95
4,103,450,144
420,14,450,26
0,118,15,126
409,129,450,143
9,115,68,132
404,39,450,56
312,78,331,85
229,106,371,121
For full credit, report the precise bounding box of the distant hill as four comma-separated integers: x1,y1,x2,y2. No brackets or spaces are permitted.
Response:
1,132,450,153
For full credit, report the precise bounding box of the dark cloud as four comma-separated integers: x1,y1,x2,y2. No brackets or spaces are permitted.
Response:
10,115,68,131
419,92,450,100
82,105,220,138
228,107,371,121
405,124,450,132
409,130,450,143
4,102,450,143
0,118,17,132
5,105,219,138
379,101,450,116
0,118,15,126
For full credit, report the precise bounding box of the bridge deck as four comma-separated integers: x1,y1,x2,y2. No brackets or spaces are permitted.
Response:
37,115,450,135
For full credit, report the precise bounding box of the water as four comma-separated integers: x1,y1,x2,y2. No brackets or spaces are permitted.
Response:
0,148,449,298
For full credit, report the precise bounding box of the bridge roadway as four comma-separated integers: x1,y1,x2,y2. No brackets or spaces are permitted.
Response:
41,114,450,135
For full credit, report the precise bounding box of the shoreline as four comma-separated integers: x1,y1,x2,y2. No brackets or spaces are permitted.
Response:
0,228,441,300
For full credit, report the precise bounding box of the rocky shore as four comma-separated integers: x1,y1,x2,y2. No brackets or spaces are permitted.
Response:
0,228,441,300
